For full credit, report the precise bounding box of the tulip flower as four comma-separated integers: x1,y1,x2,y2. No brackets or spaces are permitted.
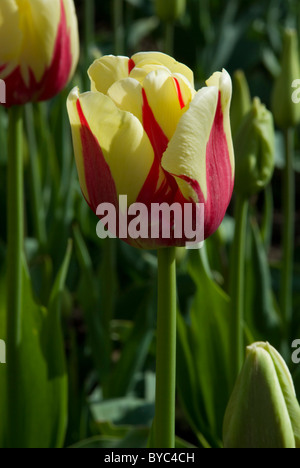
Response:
224,342,300,448
0,0,79,107
67,52,235,249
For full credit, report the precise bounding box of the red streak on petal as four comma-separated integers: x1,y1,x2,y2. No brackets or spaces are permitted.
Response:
128,58,135,75
204,92,234,237
38,0,73,100
136,89,192,248
142,89,169,162
76,99,118,213
1,0,73,107
173,77,185,109
140,88,178,204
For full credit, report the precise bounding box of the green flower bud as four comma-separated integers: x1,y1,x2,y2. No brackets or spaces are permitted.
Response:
271,29,300,129
231,70,252,137
223,342,300,449
234,97,275,198
154,0,186,22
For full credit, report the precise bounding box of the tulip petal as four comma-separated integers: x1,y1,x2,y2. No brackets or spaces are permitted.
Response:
17,0,61,83
62,0,80,80
88,56,131,94
161,86,219,202
131,52,194,87
129,63,169,85
162,69,234,237
67,88,155,208
0,0,22,66
206,70,235,174
143,69,193,140
107,77,143,123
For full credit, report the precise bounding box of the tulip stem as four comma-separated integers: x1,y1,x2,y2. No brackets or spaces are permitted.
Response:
6,106,24,363
280,128,295,333
25,104,47,249
154,247,177,448
230,195,249,385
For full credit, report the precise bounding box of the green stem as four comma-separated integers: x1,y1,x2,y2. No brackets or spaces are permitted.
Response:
230,195,249,385
6,106,24,365
153,247,177,449
280,128,295,333
25,104,47,249
113,0,124,55
164,21,174,56
102,238,117,337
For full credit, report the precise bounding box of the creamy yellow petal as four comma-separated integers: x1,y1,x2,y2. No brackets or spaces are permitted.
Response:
0,0,22,65
67,87,90,202
143,68,193,140
88,56,130,94
161,85,219,201
16,0,61,83
131,52,194,87
129,63,169,84
67,88,155,206
162,69,234,202
107,77,143,123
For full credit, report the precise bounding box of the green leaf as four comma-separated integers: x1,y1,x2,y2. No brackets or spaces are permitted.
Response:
0,242,71,448
70,431,196,449
89,395,155,427
106,286,155,398
244,219,281,343
177,248,232,447
70,428,150,448
73,225,111,382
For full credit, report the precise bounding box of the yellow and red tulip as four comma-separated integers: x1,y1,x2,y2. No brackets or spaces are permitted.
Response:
0,0,79,107
67,52,235,249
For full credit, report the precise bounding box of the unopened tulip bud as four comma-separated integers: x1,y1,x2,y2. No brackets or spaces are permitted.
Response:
223,342,300,448
154,0,186,22
67,53,235,248
271,29,300,129
234,97,275,198
231,70,251,137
